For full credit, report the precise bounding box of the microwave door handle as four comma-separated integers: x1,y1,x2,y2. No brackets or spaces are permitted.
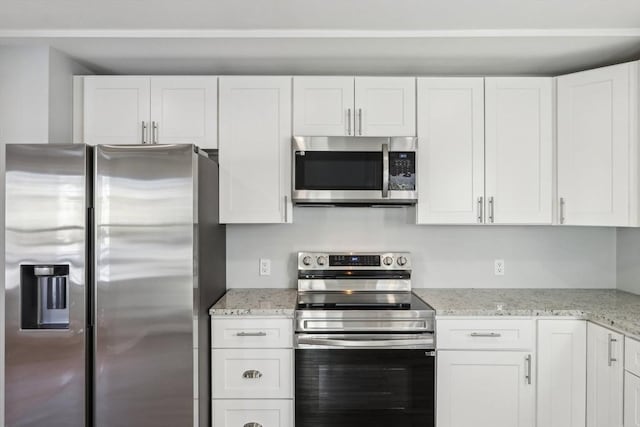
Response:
382,143,389,198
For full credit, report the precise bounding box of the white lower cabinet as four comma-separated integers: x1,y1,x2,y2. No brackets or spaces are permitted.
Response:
537,320,586,427
626,371,640,427
437,350,535,427
212,400,293,427
211,316,293,427
587,322,624,427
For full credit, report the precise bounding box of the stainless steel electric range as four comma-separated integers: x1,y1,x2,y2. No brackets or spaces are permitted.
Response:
294,251,436,427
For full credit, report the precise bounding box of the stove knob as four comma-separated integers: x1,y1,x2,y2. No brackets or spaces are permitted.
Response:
317,256,328,266
383,256,394,266
397,256,408,266
302,256,312,266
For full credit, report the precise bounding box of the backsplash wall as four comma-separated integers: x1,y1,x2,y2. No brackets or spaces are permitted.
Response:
226,207,617,289
616,228,640,295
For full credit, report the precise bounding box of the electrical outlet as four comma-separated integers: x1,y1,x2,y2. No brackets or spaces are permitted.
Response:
494,259,505,276
259,258,271,276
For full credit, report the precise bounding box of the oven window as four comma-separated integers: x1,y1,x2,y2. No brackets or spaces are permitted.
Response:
296,349,435,427
295,151,382,190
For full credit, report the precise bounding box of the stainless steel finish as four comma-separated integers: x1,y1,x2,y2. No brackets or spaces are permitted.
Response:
236,332,267,337
142,121,148,144
347,108,352,135
244,423,263,427
358,108,363,135
302,256,312,266
397,256,408,266
242,370,263,379
298,279,411,293
298,251,412,271
5,144,89,426
152,121,159,144
470,332,502,338
477,196,484,223
560,197,566,224
489,196,495,223
608,333,618,366
295,333,435,349
295,309,434,333
291,136,418,204
525,354,532,384
34,266,55,276
316,255,328,266
382,143,389,198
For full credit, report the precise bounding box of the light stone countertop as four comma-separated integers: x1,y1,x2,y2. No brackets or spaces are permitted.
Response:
209,288,640,340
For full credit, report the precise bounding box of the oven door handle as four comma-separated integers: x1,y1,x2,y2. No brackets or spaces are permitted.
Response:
296,335,434,349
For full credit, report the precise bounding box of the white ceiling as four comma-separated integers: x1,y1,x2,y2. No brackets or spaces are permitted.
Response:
1,0,640,75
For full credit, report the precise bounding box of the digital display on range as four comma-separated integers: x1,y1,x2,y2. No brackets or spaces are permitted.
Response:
329,255,381,267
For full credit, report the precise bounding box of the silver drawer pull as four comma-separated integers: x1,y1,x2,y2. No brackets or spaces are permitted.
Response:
242,370,263,379
470,332,502,337
244,423,263,427
236,332,267,337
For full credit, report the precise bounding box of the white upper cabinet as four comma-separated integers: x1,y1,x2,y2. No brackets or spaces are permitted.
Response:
416,77,485,224
587,322,624,427
557,61,639,226
354,77,416,136
218,76,292,224
84,76,150,145
83,76,218,148
149,77,218,149
537,320,587,427
293,76,415,136
485,77,554,224
293,77,354,136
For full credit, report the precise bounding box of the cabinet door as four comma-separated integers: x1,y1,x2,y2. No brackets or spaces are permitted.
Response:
485,78,553,224
218,76,292,224
84,76,150,145
557,62,636,226
626,371,640,427
293,77,354,136
355,77,416,136
437,351,535,427
587,322,624,427
537,320,586,427
150,76,218,149
416,78,485,224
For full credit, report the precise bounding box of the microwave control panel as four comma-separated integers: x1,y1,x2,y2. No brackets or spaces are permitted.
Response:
389,152,416,191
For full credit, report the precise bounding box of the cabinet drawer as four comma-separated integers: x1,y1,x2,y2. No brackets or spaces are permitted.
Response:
437,318,535,350
627,337,640,377
212,349,293,399
212,399,293,427
212,318,293,349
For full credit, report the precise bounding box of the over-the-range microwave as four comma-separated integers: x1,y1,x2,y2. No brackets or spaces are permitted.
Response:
292,136,417,205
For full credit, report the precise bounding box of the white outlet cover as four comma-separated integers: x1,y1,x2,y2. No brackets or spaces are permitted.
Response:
259,258,271,276
494,259,505,276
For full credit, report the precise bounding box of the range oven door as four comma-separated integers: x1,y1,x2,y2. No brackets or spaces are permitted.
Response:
292,136,417,204
295,334,435,427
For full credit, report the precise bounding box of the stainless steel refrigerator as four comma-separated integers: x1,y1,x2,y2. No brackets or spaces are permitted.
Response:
4,144,226,427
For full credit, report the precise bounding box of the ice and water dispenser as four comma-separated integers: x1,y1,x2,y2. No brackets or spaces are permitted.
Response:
20,265,70,329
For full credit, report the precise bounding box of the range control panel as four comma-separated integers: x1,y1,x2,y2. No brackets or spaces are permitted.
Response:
298,252,411,270
389,152,416,191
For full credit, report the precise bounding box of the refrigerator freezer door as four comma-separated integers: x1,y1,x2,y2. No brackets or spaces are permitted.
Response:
4,144,89,427
94,144,196,427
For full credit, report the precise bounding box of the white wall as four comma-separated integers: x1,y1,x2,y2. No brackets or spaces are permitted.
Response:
616,228,640,294
0,44,92,426
227,207,617,289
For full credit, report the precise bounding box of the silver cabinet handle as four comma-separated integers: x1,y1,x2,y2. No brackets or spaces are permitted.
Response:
242,370,263,379
608,333,618,366
525,354,532,385
477,197,484,223
489,197,495,223
284,195,289,222
382,143,389,198
559,197,566,224
152,121,158,144
358,108,363,135
470,332,501,337
236,331,267,337
244,423,263,427
141,121,148,144
347,108,352,135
